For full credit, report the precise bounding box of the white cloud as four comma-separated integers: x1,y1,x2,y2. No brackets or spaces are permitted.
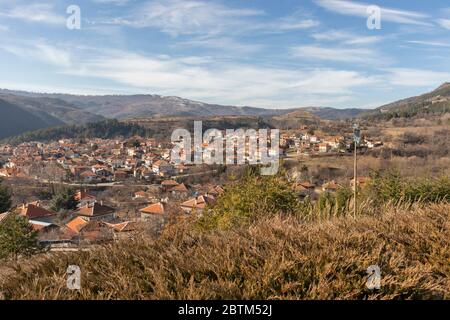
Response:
0,3,65,25
315,0,432,26
0,41,71,67
177,36,265,54
92,0,132,5
312,30,383,44
107,0,263,36
56,47,379,107
103,0,319,36
437,19,450,30
386,68,450,87
0,24,8,31
290,45,385,64
406,40,450,47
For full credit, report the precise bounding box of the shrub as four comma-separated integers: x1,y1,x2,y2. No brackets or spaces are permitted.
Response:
197,172,300,230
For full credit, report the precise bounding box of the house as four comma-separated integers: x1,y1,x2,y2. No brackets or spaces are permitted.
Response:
180,194,215,214
66,216,89,233
350,176,371,188
134,191,149,199
29,220,59,233
152,160,174,176
207,185,224,197
68,219,113,243
293,181,316,198
169,183,188,195
75,202,116,222
75,190,97,207
114,169,128,181
139,202,166,222
105,221,137,233
18,202,56,223
318,143,331,153
80,170,98,183
322,181,340,193
161,179,179,191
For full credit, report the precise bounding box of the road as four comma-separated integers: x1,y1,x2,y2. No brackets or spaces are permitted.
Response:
25,169,218,188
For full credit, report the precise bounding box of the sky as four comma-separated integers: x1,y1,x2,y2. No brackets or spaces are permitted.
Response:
0,0,449,109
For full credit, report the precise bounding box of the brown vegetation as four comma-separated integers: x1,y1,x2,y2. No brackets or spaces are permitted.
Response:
2,201,449,300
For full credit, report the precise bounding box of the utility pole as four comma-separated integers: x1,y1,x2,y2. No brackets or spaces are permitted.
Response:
353,124,360,218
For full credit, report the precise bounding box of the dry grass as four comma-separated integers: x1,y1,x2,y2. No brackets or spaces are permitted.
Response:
2,202,450,300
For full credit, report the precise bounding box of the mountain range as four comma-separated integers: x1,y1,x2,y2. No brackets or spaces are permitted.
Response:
1,83,449,140
0,88,364,139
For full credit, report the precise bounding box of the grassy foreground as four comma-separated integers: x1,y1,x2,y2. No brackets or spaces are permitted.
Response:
1,202,449,300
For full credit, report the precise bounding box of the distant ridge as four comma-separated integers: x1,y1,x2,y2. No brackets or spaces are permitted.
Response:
0,88,365,120
361,83,450,119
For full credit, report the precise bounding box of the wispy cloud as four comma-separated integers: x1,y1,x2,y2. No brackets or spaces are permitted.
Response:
0,41,71,67
0,3,65,25
386,68,450,87
0,24,9,31
103,0,319,36
177,36,265,54
55,47,378,107
290,45,386,64
312,30,383,45
406,40,450,48
105,0,264,36
437,19,450,30
314,0,432,26
92,0,132,5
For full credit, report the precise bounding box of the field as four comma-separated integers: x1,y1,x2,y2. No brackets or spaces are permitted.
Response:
1,201,449,300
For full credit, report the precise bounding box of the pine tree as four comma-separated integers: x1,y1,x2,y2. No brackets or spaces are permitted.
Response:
0,179,12,213
51,188,79,212
0,211,40,261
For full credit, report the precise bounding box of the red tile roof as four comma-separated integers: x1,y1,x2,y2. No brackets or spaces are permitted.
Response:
140,202,166,215
19,202,55,219
181,194,215,210
76,202,115,217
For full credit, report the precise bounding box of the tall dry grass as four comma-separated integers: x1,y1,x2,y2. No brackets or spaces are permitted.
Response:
1,202,449,300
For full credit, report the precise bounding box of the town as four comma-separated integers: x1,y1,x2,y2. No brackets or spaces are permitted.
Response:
0,127,383,249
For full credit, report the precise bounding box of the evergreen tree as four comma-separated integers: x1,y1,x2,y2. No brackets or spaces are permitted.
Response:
51,188,79,212
0,211,40,260
0,179,12,213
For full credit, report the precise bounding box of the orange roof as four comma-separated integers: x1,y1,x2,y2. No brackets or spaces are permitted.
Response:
140,202,166,215
80,170,96,177
76,202,115,217
19,202,55,219
66,216,89,233
105,221,137,232
161,179,179,186
170,183,188,192
181,194,215,210
75,190,96,201
322,181,340,190
207,185,224,195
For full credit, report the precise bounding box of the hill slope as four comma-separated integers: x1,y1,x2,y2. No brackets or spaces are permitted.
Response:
0,93,105,139
362,83,450,119
0,99,64,139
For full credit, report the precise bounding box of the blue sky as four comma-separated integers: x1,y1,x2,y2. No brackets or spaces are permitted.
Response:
0,0,449,109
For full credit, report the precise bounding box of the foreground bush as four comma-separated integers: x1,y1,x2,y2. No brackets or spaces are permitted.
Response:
2,202,449,300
